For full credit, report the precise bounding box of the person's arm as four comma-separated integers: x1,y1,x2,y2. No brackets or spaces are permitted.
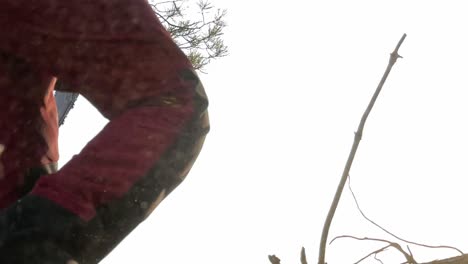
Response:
0,1,209,262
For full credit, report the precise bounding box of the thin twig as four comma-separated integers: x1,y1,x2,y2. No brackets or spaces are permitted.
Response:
330,235,417,263
354,245,391,264
408,246,414,259
329,235,388,246
317,33,407,264
347,175,464,255
374,253,384,264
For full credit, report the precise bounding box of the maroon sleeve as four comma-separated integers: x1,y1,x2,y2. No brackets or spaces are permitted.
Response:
0,0,193,216
0,0,209,262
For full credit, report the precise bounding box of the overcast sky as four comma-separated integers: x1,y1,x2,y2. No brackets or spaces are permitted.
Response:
57,1,468,263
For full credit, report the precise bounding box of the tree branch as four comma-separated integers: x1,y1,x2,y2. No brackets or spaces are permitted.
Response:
330,235,417,263
422,255,468,264
317,33,407,264
354,245,391,264
347,175,464,255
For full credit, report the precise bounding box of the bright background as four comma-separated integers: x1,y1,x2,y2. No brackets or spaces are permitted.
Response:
57,1,468,263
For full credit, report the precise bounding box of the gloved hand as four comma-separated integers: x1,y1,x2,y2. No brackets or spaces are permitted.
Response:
0,195,82,264
0,239,77,264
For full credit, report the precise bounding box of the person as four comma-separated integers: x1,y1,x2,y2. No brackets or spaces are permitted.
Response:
0,1,209,263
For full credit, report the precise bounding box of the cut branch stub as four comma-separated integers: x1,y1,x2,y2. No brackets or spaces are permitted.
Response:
268,255,281,264
301,247,308,264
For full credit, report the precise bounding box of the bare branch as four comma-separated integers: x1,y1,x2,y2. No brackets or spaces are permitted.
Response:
331,235,417,264
317,34,407,264
347,175,464,255
374,252,385,264
354,245,391,264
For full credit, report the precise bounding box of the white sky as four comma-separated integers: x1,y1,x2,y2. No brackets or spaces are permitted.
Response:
57,1,468,263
